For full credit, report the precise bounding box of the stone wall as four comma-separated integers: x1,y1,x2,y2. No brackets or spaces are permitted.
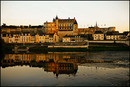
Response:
87,40,129,46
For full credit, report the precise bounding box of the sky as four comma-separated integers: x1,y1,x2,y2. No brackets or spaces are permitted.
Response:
1,1,129,33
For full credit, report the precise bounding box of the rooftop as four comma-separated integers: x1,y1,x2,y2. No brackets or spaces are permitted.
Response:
94,31,103,34
59,29,73,31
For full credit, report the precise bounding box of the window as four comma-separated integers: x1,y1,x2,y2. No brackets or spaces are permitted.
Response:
22,37,23,41
3,34,6,37
29,37,30,41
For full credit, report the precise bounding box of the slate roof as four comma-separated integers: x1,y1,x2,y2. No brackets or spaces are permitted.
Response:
38,32,45,36
63,35,75,37
29,25,43,28
49,33,54,37
106,33,124,35
94,31,103,34
10,31,22,34
53,16,77,24
79,34,88,38
31,33,36,36
59,29,73,31
106,31,120,35
22,31,30,35
74,20,78,24
88,27,94,28
123,31,130,36
1,25,20,29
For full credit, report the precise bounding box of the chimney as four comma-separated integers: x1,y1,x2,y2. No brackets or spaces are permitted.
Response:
68,17,70,19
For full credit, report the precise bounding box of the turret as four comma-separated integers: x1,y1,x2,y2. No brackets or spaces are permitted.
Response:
56,15,58,19
55,15,59,32
73,19,78,35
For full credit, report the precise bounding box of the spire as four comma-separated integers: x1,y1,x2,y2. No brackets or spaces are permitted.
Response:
96,21,97,27
56,15,58,19
74,20,77,24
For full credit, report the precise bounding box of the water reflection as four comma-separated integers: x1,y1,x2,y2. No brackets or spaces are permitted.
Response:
1,51,129,86
1,52,129,75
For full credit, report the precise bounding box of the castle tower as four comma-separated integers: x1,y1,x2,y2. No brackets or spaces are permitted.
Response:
94,21,98,30
96,21,97,27
73,19,78,35
55,15,59,32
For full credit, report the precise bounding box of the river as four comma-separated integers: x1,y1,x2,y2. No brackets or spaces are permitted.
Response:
1,51,129,86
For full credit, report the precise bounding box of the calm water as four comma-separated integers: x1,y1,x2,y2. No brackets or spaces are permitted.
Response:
1,51,129,86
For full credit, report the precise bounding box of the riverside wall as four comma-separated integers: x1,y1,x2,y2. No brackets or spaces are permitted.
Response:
87,40,129,46
48,45,88,48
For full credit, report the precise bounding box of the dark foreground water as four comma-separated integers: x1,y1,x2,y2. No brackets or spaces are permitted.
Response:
1,51,129,86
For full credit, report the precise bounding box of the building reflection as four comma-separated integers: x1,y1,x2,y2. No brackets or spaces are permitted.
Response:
1,53,80,77
1,53,119,77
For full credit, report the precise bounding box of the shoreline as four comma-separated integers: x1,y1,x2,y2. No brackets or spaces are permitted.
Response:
29,46,129,52
1,46,129,54
1,43,129,53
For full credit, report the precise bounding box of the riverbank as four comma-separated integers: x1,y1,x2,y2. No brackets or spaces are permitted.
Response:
1,42,130,53
88,46,129,51
28,46,129,52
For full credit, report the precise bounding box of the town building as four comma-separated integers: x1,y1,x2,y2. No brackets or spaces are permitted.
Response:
63,35,83,42
1,24,44,34
20,31,32,43
35,32,45,43
44,22,56,34
2,16,129,43
78,22,115,35
105,31,124,40
93,31,104,40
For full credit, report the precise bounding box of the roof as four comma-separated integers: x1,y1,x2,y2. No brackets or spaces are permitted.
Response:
29,25,43,28
1,32,21,35
53,17,77,24
22,31,30,35
88,27,94,28
63,35,75,37
106,31,119,35
123,31,130,35
31,33,36,36
63,35,81,38
45,33,54,37
10,31,22,34
106,33,124,35
94,31,103,34
112,31,119,34
49,33,54,37
38,32,45,36
58,19,75,23
44,22,55,24
36,30,45,36
59,29,73,31
22,31,30,33
118,33,124,35
74,20,77,24
79,34,89,37
1,25,20,29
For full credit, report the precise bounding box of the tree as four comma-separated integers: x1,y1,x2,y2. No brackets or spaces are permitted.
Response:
2,23,6,27
0,37,5,47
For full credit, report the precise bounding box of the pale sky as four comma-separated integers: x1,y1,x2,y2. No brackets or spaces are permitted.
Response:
1,1,129,33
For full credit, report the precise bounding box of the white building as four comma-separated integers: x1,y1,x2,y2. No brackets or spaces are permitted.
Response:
105,31,124,40
93,31,104,40
20,31,32,43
